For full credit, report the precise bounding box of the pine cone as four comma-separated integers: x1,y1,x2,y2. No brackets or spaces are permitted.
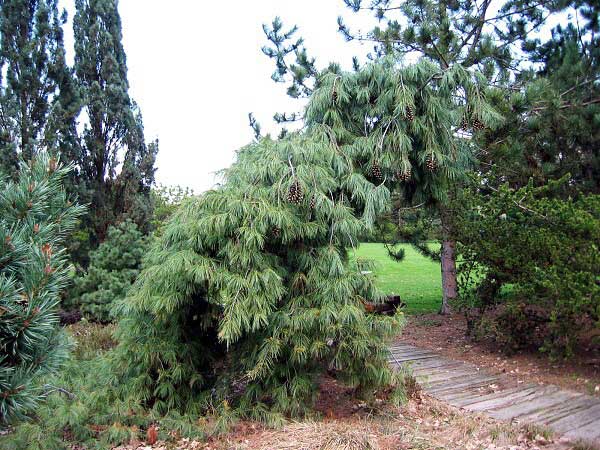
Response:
371,161,383,180
309,195,316,209
396,168,412,182
472,118,485,131
460,115,469,130
426,156,437,171
272,227,281,238
405,106,415,121
287,179,304,204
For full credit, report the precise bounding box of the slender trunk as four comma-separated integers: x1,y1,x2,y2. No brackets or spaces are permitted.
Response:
439,204,457,315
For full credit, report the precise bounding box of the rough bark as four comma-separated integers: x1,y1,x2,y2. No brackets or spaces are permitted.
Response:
439,204,457,315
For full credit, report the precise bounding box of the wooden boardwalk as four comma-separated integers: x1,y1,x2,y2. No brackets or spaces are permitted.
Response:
389,343,600,445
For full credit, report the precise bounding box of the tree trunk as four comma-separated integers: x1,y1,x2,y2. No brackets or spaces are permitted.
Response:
439,204,457,315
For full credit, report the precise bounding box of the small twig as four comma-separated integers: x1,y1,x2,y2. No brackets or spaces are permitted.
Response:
485,184,547,219
43,384,76,399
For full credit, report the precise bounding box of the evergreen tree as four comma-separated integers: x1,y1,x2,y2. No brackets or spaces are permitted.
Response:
0,0,78,169
0,154,84,424
264,0,595,314
73,219,148,323
73,0,157,248
111,60,497,419
479,21,600,194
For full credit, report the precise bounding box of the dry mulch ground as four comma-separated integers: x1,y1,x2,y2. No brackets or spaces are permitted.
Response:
401,313,600,397
90,318,600,449
113,377,577,450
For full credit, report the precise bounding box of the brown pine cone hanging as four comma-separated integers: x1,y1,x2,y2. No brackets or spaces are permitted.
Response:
472,118,485,131
460,115,469,130
272,227,281,238
371,161,383,180
287,178,304,204
426,156,437,171
405,106,415,121
309,195,316,209
396,168,412,181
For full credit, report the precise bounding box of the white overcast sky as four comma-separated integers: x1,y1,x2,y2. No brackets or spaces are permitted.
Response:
60,0,375,192
58,1,568,192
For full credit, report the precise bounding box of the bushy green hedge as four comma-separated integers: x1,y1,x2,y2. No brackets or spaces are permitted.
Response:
454,177,600,356
73,220,148,323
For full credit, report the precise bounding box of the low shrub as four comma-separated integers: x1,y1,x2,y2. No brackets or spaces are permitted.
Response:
455,177,600,357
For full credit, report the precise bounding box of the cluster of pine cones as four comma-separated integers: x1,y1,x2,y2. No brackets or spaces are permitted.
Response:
472,118,485,131
287,179,304,204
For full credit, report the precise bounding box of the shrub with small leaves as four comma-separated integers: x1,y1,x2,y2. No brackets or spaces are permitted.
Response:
454,176,600,357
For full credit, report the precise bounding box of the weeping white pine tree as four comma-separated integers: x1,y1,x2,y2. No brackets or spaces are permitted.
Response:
111,59,499,419
306,59,502,313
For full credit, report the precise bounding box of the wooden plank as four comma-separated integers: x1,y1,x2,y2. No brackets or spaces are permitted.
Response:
439,384,518,404
415,368,480,384
409,359,472,372
402,358,465,371
388,342,600,445
459,385,544,411
389,354,438,363
488,390,580,421
562,418,600,442
524,395,597,424
388,344,427,353
388,347,434,355
549,402,600,434
427,375,500,395
389,350,436,360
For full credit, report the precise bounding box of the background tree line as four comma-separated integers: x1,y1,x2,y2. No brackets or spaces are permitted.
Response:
0,0,157,266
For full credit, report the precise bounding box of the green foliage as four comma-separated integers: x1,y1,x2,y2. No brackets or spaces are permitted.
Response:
73,220,148,323
0,154,84,425
150,184,194,234
0,0,75,165
72,0,157,251
479,25,600,195
454,177,600,356
111,127,405,420
110,59,500,418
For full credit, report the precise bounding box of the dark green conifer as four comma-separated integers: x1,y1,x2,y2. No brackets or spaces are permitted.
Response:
73,220,148,323
0,0,74,168
73,0,157,246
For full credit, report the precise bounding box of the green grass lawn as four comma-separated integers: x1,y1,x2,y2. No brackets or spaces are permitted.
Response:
353,242,441,314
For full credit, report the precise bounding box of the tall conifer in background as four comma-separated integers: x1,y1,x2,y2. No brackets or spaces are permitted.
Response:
73,0,156,248
0,0,79,174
